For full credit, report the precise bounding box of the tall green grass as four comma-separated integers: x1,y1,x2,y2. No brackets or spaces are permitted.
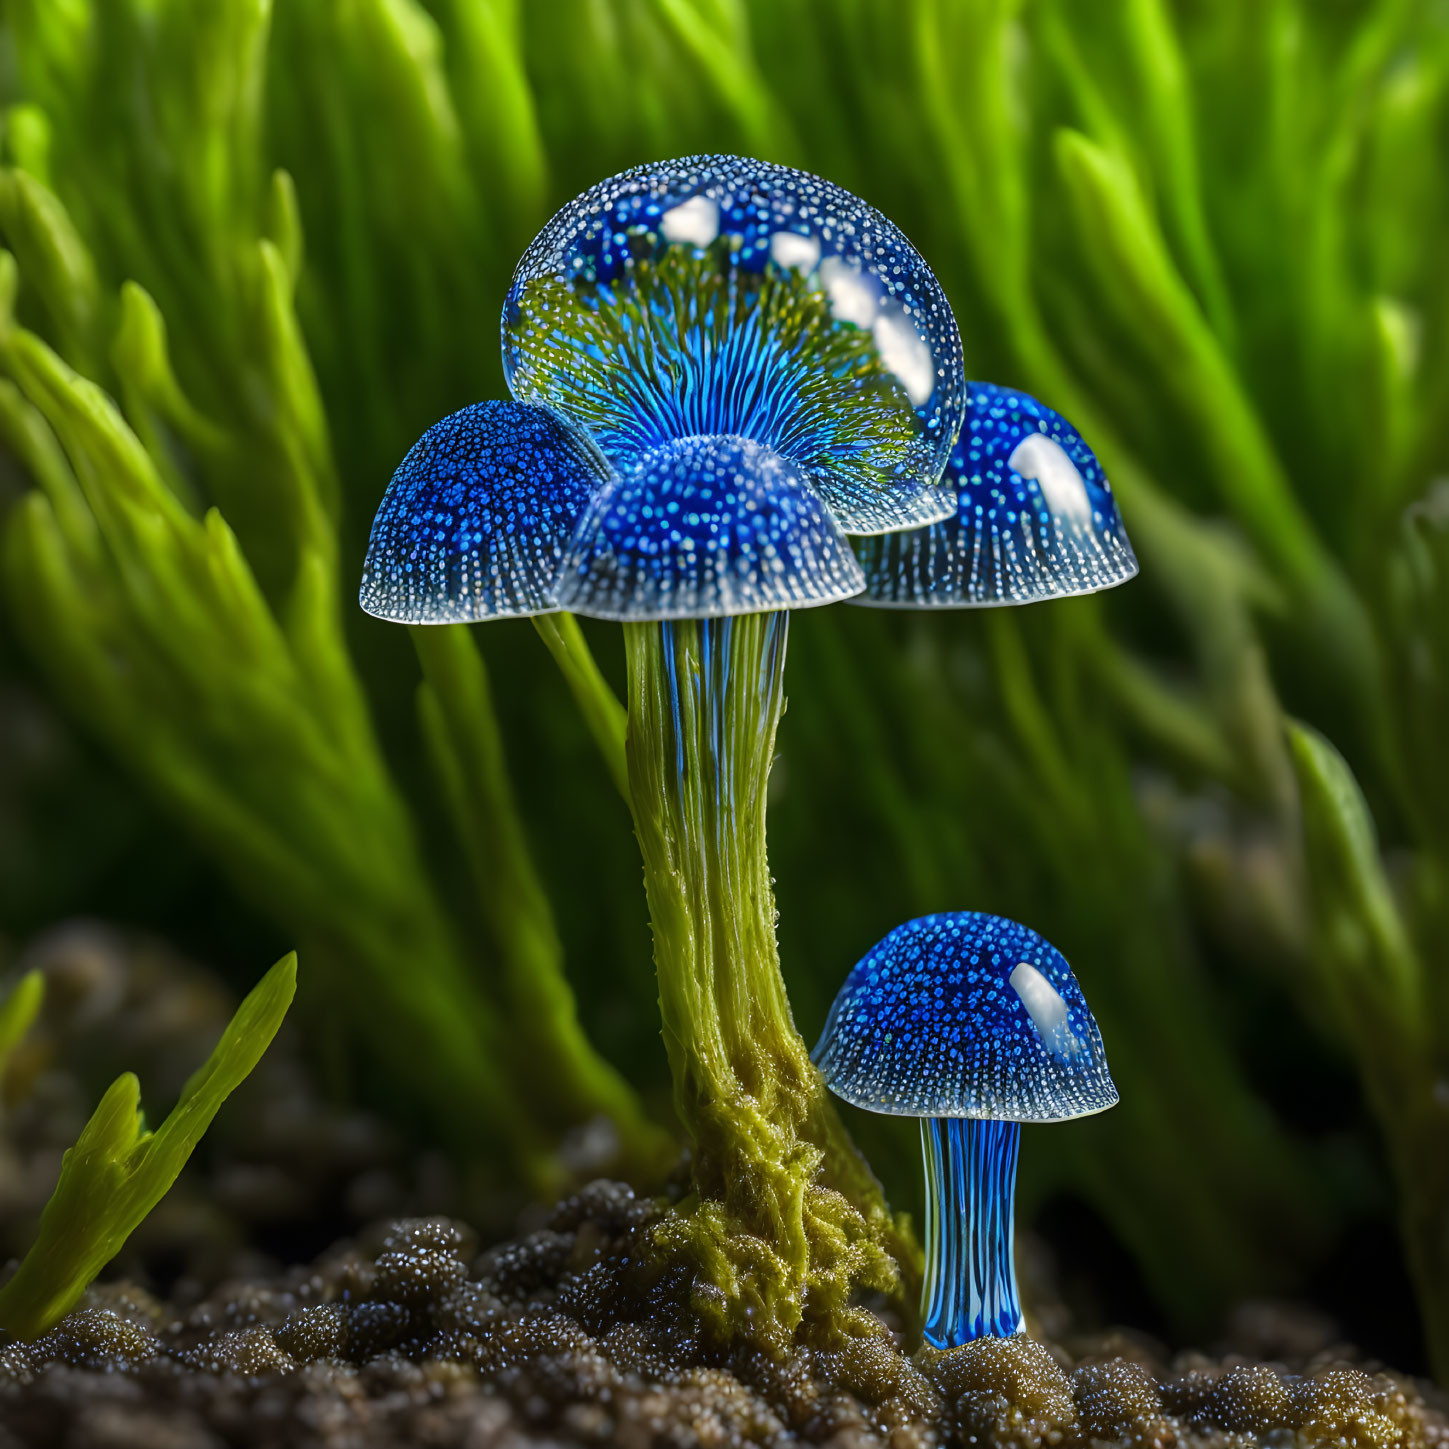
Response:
0,0,1445,1375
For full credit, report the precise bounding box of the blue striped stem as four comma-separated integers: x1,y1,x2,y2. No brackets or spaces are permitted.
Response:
626,613,809,1153
625,610,902,1324
920,1116,1023,1346
659,614,789,811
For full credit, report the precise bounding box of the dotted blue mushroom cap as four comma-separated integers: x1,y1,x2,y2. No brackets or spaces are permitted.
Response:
501,154,966,537
812,912,1118,1122
853,382,1138,608
360,400,609,623
558,436,865,621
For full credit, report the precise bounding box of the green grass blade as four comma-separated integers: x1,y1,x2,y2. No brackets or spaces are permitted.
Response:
0,970,44,1082
0,953,297,1341
532,613,629,800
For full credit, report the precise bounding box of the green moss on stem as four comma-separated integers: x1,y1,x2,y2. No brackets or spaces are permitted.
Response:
623,614,911,1347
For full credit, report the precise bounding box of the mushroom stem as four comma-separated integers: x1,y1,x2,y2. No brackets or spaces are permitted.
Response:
623,611,906,1337
920,1117,1023,1346
625,611,809,1139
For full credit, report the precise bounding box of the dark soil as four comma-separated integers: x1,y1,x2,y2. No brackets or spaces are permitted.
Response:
1,927,1445,1449
1,1187,1447,1449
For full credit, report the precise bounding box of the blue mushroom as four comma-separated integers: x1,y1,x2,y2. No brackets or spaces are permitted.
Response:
358,161,980,1292
560,435,865,621
813,912,1117,1348
503,153,966,578
853,382,1138,607
360,399,609,623
361,154,966,624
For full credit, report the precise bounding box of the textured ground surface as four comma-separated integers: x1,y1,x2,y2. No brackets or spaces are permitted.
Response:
1,1183,1447,1449
1,929,1446,1448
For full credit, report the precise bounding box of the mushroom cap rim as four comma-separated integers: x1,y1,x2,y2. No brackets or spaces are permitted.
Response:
358,576,869,626
847,556,1140,610
818,1084,1121,1124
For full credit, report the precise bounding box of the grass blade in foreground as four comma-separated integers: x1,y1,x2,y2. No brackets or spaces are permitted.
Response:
0,954,297,1341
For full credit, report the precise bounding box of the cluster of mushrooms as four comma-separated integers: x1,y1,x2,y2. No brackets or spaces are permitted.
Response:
361,156,1136,1351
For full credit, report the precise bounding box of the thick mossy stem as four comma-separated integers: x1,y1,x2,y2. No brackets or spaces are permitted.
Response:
623,612,912,1347
920,1118,1023,1348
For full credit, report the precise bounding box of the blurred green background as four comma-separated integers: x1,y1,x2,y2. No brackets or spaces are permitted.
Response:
0,0,1446,1378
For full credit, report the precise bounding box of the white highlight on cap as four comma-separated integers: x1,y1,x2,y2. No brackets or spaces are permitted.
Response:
661,196,720,248
820,256,878,327
873,307,936,407
1008,433,1093,522
1009,961,1081,1060
770,231,821,272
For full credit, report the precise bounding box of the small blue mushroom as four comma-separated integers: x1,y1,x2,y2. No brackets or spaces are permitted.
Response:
558,435,865,621
359,400,610,623
813,912,1117,1348
854,382,1138,607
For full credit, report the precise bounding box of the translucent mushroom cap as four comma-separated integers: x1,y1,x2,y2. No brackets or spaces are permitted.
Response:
812,912,1118,1122
558,435,865,621
501,154,965,536
854,382,1138,607
361,157,970,626
359,400,609,624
